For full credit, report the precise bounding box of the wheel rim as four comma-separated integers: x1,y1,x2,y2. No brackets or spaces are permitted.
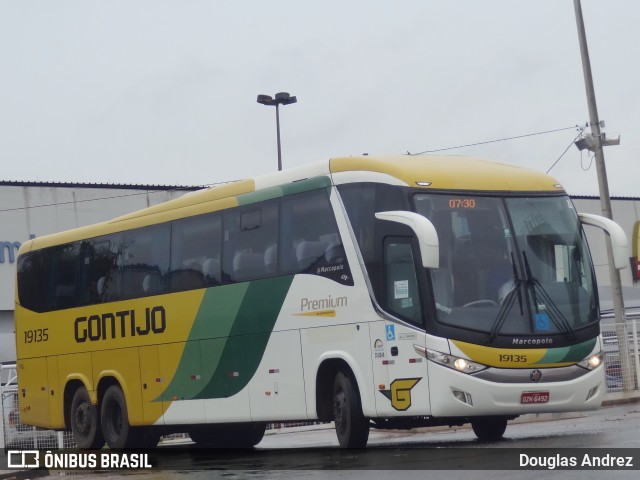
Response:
335,389,347,434
74,402,91,435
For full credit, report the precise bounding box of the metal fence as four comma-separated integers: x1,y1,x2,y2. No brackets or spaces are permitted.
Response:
0,364,73,450
601,318,640,393
3,320,639,449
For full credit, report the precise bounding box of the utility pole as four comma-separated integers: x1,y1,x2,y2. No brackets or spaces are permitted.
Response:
573,0,632,391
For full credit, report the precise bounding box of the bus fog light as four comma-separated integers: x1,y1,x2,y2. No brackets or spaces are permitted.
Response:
452,390,473,405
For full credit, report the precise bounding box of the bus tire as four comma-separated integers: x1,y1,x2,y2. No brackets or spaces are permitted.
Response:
332,371,369,448
70,386,105,449
232,422,267,447
189,423,266,448
471,416,508,441
132,427,161,449
101,384,135,448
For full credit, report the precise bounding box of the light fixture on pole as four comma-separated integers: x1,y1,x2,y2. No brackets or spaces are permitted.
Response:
257,92,297,171
574,130,620,152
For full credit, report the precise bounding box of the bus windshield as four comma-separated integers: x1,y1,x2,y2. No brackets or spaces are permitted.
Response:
413,194,597,339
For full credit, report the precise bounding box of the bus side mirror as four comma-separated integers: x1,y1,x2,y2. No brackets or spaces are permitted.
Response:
375,211,439,268
578,213,628,270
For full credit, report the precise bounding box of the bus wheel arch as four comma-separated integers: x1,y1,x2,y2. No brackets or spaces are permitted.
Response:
315,358,370,448
316,358,353,421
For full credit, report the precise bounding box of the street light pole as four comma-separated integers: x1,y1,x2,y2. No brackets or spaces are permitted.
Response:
573,0,632,390
275,103,282,172
257,92,297,171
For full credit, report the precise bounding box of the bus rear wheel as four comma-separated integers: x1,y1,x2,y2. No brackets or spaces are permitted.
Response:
70,386,105,449
333,371,369,448
101,384,139,448
471,416,508,441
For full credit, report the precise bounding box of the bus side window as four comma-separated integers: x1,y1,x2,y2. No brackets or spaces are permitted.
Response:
49,242,81,310
78,238,119,305
17,250,48,312
122,225,170,299
222,201,279,283
170,213,222,291
384,239,422,326
281,188,352,285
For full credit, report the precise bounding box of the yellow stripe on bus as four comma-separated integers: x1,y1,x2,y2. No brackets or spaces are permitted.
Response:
451,340,574,368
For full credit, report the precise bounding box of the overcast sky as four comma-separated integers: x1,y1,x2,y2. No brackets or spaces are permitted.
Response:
1,1,638,196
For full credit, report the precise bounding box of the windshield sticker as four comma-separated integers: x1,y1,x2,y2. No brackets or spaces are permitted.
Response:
535,313,551,331
401,298,413,308
394,280,409,299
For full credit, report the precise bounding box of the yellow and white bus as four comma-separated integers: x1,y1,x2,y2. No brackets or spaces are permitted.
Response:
15,155,627,449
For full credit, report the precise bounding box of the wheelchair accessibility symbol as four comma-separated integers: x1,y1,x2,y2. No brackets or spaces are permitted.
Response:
535,313,550,331
386,324,396,341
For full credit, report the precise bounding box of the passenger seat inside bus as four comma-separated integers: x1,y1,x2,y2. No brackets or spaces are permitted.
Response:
264,244,278,273
202,257,221,285
233,251,266,282
296,240,328,271
142,272,163,294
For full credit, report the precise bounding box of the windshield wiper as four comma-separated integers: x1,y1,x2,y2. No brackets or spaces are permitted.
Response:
522,251,576,341
488,252,523,341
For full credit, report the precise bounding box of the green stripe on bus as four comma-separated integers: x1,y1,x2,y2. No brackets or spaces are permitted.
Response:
535,338,597,365
236,176,331,205
156,276,294,401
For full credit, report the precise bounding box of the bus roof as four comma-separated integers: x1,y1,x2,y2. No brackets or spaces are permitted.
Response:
328,155,562,192
20,155,563,252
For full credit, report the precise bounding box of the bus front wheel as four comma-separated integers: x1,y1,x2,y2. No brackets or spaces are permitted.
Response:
471,416,508,441
70,386,105,449
332,371,369,448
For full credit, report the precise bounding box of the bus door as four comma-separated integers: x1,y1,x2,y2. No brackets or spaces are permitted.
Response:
371,237,430,417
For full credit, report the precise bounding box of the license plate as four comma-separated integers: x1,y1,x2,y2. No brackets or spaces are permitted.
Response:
521,391,550,404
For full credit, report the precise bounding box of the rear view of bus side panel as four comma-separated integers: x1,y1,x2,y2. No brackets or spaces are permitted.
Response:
16,357,50,428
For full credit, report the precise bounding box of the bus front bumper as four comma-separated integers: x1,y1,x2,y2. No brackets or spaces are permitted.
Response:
428,362,606,417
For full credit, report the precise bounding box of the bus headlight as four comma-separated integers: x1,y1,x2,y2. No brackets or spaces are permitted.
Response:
578,352,603,370
416,346,487,374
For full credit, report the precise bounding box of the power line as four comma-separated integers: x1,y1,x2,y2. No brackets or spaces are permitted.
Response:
0,190,167,214
0,184,223,215
409,125,583,155
546,125,588,174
